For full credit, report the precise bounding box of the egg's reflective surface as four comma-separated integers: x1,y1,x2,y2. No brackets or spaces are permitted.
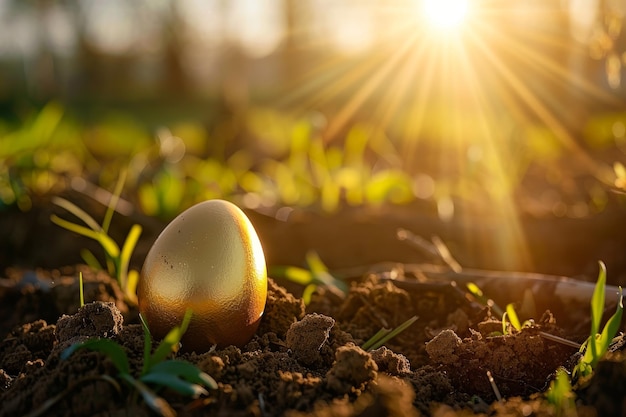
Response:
138,199,267,352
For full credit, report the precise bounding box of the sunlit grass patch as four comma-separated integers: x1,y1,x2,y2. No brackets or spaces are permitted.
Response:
58,309,216,417
574,261,624,380
50,172,142,302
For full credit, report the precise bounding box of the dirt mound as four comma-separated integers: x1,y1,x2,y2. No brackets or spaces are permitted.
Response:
0,267,624,416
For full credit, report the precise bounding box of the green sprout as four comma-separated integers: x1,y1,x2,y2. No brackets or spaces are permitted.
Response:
468,283,582,347
271,250,347,305
361,315,419,351
501,303,522,335
574,261,624,379
79,271,85,308
50,171,142,302
501,303,536,335
546,367,576,416
466,282,505,318
61,309,216,417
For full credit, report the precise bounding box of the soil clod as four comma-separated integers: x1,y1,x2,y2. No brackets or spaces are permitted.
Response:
56,301,124,344
326,345,378,395
286,313,335,367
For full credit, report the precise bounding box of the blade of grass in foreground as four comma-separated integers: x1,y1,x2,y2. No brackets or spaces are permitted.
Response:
52,197,101,231
589,261,607,362
61,339,130,375
102,169,128,234
50,214,120,258
119,224,142,289
362,316,418,351
149,309,193,367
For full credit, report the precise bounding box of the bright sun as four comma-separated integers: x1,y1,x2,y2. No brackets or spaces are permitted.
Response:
422,0,470,30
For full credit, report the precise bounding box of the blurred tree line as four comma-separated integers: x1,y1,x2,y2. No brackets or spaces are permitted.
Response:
0,0,624,117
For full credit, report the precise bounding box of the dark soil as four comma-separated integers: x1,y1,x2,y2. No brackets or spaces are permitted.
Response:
1,197,626,416
1,264,625,417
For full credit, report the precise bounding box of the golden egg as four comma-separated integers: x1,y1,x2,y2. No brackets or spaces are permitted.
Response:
138,199,267,352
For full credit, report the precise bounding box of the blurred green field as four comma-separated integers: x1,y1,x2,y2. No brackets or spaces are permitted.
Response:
1,101,625,220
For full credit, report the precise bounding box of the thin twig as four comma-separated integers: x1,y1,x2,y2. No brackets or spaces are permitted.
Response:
397,229,462,273
397,229,439,258
333,262,621,309
431,235,462,273
539,332,582,349
487,371,503,402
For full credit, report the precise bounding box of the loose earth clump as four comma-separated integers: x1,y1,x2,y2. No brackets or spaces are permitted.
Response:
0,266,624,416
425,325,573,400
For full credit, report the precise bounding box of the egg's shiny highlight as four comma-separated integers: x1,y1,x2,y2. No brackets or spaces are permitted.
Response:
138,199,267,352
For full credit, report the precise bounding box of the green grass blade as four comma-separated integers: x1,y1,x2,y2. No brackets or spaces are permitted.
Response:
51,215,120,258
369,315,418,351
79,272,84,308
125,270,140,303
105,256,116,278
501,312,509,335
466,282,484,297
579,337,597,377
122,375,176,417
578,271,622,378
305,250,347,293
466,282,504,318
269,266,313,285
119,224,142,288
30,101,64,144
344,125,368,167
366,316,419,351
150,309,193,366
301,283,318,305
305,250,329,276
361,328,391,351
595,287,623,365
51,214,99,239
140,313,153,375
61,339,130,374
590,261,607,361
147,360,217,389
52,197,101,232
102,169,127,234
80,248,103,271
140,372,208,398
505,303,522,331
546,367,575,411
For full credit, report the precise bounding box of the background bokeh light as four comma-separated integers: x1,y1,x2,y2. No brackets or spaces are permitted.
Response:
1,0,626,276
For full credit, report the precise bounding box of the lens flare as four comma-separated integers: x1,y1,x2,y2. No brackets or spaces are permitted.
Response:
422,0,469,30
274,2,623,271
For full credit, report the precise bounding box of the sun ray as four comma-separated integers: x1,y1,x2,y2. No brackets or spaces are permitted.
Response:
268,1,624,254
323,32,424,140
467,26,613,183
370,56,419,132
474,20,621,108
453,34,533,270
278,53,386,116
397,45,441,164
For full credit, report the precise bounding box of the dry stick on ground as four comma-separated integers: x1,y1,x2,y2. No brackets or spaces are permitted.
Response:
337,263,590,349
397,228,462,272
334,229,622,349
393,263,619,311
333,260,621,313
343,228,621,309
